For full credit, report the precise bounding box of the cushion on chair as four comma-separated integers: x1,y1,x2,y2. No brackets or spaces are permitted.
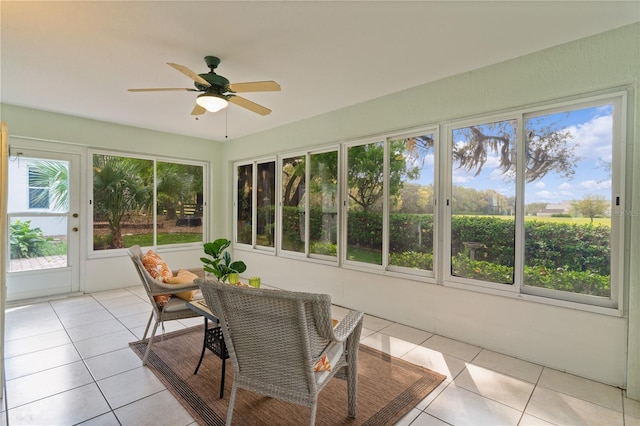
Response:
162,296,192,312
142,250,173,281
165,269,200,301
314,342,344,386
142,250,173,306
152,294,172,307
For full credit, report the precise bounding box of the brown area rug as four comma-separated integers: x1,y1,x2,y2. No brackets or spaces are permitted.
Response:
130,326,446,426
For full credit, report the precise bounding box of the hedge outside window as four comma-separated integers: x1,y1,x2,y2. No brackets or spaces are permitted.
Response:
388,133,436,273
346,141,384,265
281,155,305,253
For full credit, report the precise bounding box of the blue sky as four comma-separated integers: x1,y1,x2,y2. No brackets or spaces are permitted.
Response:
448,104,613,206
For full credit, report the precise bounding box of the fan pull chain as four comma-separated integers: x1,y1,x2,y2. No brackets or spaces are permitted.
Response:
225,108,228,139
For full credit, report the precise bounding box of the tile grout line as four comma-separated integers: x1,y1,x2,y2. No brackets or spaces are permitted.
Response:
54,297,120,424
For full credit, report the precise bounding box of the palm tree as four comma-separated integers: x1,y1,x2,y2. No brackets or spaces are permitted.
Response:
29,160,69,211
93,155,152,248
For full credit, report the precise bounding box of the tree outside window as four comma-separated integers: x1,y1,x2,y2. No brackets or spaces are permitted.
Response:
92,154,204,250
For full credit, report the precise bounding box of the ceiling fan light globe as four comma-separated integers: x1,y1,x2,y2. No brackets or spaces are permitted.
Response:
196,93,228,113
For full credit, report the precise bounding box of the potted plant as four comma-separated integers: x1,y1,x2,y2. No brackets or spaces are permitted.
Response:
201,238,247,283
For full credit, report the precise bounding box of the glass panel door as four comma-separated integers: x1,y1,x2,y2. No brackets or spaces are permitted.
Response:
7,149,80,300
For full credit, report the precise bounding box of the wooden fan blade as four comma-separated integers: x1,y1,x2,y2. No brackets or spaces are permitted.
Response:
128,88,197,92
227,81,281,93
191,104,206,116
167,63,211,87
228,96,272,116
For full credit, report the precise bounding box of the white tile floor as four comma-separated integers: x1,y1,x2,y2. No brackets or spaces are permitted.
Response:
2,286,639,426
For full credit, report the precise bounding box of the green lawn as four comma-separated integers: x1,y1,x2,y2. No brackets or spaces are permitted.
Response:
347,246,382,265
124,233,202,246
524,216,610,227
461,214,611,227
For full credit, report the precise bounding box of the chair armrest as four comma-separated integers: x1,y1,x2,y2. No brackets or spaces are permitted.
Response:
333,309,364,342
149,280,200,294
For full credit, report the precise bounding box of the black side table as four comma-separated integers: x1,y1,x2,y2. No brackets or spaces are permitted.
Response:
187,299,229,399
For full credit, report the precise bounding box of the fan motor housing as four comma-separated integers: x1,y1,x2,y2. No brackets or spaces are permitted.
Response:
195,73,230,92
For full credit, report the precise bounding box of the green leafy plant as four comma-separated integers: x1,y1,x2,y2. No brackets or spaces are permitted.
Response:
10,219,51,259
201,238,247,283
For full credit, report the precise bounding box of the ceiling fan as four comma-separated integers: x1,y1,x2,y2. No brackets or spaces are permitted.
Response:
128,56,280,116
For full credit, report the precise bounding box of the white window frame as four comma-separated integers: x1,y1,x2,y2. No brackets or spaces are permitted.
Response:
341,137,386,272
88,149,208,257
278,150,308,259
442,91,626,312
385,127,439,280
233,157,277,253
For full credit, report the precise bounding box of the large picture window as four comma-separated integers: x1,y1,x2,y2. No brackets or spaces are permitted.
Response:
281,155,305,253
522,101,618,302
388,132,436,273
346,141,384,265
236,164,253,245
257,161,276,248
234,159,276,249
448,119,517,285
275,150,340,258
309,150,339,258
91,153,205,251
445,93,624,308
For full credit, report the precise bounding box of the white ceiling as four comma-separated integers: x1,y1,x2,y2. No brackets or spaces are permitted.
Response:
2,1,639,142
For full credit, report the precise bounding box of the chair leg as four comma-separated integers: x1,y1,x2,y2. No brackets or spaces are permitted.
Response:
142,321,160,366
309,402,318,426
347,361,358,418
346,337,360,418
142,312,154,340
225,382,238,426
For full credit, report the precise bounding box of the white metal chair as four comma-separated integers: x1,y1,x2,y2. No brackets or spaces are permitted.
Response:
127,245,202,365
197,278,364,426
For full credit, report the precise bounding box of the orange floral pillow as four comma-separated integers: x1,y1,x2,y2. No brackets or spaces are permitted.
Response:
313,354,332,372
142,250,173,307
152,294,172,307
142,250,173,282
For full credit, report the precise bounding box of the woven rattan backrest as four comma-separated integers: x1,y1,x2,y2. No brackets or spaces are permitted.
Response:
127,245,164,315
127,245,168,295
198,279,334,395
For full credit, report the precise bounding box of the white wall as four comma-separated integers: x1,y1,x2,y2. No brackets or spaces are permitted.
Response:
225,23,640,393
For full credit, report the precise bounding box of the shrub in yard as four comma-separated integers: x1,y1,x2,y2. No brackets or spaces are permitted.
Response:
10,220,51,259
451,253,514,284
523,266,610,297
310,242,337,256
389,251,433,270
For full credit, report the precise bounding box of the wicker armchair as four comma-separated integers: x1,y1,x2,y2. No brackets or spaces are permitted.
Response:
196,278,364,426
127,245,203,365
